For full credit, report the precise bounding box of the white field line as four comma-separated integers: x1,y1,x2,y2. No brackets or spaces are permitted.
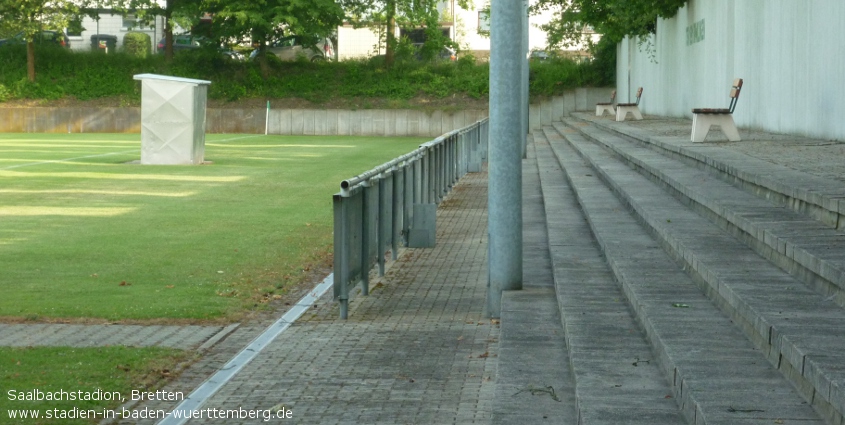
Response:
0,135,266,170
0,150,137,170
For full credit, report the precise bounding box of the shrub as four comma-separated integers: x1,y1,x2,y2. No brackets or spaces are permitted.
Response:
0,45,610,104
0,83,10,102
123,32,151,58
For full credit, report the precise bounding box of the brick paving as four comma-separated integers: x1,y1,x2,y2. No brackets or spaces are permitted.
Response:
0,323,230,349
200,171,495,425
112,169,496,424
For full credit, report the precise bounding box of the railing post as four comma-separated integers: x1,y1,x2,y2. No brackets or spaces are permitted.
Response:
333,194,350,319
392,166,401,260
360,180,371,296
377,172,388,277
403,162,412,246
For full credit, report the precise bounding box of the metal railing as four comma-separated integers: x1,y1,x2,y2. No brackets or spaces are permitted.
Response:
333,118,489,318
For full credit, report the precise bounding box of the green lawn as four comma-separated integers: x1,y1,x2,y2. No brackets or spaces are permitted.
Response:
0,133,427,321
0,346,190,425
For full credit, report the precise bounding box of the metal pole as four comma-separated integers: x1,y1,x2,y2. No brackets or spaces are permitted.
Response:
378,174,387,276
338,197,350,319
521,0,529,158
487,0,524,318
391,167,400,260
360,182,371,296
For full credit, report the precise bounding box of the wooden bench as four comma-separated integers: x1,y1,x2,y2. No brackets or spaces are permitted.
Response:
691,79,743,142
616,87,643,121
595,90,616,117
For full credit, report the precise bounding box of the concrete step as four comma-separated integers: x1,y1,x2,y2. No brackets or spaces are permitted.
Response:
571,112,845,231
493,134,576,424
545,124,824,424
561,117,845,309
555,118,845,424
533,131,685,424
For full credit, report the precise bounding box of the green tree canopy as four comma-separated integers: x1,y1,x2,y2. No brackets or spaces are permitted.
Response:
533,0,687,49
0,0,82,81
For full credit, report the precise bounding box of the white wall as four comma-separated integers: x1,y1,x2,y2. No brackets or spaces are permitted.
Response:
618,0,845,140
337,25,388,60
69,13,168,53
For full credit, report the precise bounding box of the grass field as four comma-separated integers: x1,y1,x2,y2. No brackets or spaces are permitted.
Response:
0,346,190,424
0,133,428,322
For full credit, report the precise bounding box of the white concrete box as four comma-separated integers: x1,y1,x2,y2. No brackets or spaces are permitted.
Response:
133,74,211,165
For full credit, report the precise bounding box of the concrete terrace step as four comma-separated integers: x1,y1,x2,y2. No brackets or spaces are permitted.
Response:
557,118,845,424
533,130,685,424
572,112,845,231
545,124,823,424
493,135,576,424
562,118,845,309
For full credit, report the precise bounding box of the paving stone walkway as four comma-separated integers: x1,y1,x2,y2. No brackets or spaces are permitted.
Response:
112,169,497,424
0,323,236,350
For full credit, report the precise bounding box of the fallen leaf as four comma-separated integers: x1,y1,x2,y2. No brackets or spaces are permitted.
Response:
119,281,130,286
478,352,489,358
165,285,175,289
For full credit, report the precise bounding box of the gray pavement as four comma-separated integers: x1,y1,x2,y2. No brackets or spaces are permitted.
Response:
0,323,237,350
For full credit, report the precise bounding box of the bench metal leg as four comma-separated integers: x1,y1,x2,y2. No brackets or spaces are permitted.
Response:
596,105,615,117
691,113,741,142
615,106,643,121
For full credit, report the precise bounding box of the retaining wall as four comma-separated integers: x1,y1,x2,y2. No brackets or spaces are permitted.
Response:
0,87,608,135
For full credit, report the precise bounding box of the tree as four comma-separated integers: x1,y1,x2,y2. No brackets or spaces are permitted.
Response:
204,0,343,74
0,0,81,81
114,0,205,61
347,0,456,68
533,0,687,49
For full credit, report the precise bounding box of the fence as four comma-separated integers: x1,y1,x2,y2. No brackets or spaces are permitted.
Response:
332,118,489,319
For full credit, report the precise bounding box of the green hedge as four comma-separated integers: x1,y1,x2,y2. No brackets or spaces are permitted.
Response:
0,45,613,104
123,32,151,58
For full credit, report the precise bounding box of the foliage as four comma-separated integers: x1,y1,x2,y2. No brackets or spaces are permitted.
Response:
346,0,457,67
123,31,151,57
0,46,611,103
533,0,687,48
0,45,152,100
0,0,82,81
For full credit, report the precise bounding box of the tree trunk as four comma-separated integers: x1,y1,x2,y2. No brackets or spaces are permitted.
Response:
258,43,269,78
164,3,174,61
385,0,396,67
26,40,35,82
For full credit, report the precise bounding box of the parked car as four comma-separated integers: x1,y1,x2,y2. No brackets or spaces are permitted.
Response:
412,43,457,62
249,35,334,62
0,30,70,48
156,34,244,60
529,50,550,61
